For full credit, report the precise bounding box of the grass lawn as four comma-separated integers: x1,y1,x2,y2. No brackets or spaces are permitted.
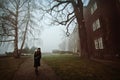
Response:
42,54,120,80
0,56,28,80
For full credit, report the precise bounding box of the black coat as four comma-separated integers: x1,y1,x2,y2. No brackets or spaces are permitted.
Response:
34,51,41,67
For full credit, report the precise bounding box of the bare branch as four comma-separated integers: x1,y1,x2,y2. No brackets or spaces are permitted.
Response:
28,29,35,37
50,0,71,11
0,40,14,42
8,0,16,9
57,3,70,12
1,16,16,28
66,16,76,36
19,0,28,9
3,7,16,17
55,0,71,3
67,10,74,20
0,33,15,36
56,15,75,25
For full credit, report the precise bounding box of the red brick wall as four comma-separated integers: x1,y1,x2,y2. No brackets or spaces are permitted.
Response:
84,0,120,59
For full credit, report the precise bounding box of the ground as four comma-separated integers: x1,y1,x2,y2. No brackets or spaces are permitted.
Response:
42,54,120,80
0,54,120,80
13,56,61,80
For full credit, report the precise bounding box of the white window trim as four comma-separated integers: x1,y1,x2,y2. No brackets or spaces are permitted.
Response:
94,2,97,11
91,2,97,14
92,19,101,31
98,37,104,49
91,7,94,14
94,37,104,49
94,39,99,49
96,19,100,29
92,23,96,31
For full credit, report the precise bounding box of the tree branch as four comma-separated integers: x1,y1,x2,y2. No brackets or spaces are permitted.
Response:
55,15,75,25
50,0,71,11
0,40,14,42
1,16,16,28
19,0,29,9
0,33,15,36
57,3,70,12
3,7,16,17
67,10,74,20
66,16,76,36
8,0,16,9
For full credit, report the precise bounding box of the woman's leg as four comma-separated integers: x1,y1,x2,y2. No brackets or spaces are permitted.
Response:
35,66,38,75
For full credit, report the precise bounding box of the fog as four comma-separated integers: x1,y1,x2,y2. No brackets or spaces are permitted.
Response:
0,0,89,54
40,26,65,52
0,26,67,53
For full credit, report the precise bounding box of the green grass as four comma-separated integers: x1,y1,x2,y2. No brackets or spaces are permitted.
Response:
0,56,28,80
42,54,120,80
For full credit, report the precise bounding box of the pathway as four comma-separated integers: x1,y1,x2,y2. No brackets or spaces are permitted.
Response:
13,56,61,80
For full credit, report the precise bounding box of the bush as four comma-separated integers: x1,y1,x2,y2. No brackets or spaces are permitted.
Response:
52,50,73,54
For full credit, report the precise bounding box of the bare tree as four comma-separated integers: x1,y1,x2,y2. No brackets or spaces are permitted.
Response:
19,0,31,55
0,0,40,58
40,0,89,58
19,0,40,55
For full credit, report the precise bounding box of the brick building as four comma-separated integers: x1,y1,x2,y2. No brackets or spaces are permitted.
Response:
84,0,120,59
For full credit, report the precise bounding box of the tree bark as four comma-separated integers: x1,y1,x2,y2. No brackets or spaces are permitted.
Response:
14,27,19,58
13,5,19,58
72,0,89,58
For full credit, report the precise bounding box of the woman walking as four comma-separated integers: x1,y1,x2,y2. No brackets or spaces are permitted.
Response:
34,48,41,75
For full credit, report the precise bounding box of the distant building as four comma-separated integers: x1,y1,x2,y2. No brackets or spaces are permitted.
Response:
84,0,120,59
59,39,66,51
68,25,81,56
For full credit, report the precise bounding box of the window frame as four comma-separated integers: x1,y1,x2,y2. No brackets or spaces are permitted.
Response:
92,18,101,31
94,37,104,50
98,37,104,49
90,2,97,14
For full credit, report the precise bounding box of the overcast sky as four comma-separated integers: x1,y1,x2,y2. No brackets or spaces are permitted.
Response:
0,0,89,54
40,26,65,52
38,0,90,52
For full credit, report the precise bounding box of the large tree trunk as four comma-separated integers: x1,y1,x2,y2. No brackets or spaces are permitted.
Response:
14,27,19,58
72,0,89,58
13,6,19,58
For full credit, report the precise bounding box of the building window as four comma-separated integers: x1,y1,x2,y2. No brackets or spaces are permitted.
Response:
91,7,94,15
98,37,104,49
94,37,104,49
91,2,97,14
92,19,100,31
94,39,99,49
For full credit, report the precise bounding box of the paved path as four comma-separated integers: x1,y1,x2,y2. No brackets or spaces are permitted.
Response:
13,56,61,80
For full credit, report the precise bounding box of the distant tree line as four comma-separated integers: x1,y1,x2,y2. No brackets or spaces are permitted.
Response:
5,46,36,56
52,50,73,54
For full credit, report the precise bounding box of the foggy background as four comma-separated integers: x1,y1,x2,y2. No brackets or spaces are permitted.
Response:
0,0,89,54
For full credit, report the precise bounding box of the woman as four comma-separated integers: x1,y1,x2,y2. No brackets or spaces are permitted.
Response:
34,48,41,75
